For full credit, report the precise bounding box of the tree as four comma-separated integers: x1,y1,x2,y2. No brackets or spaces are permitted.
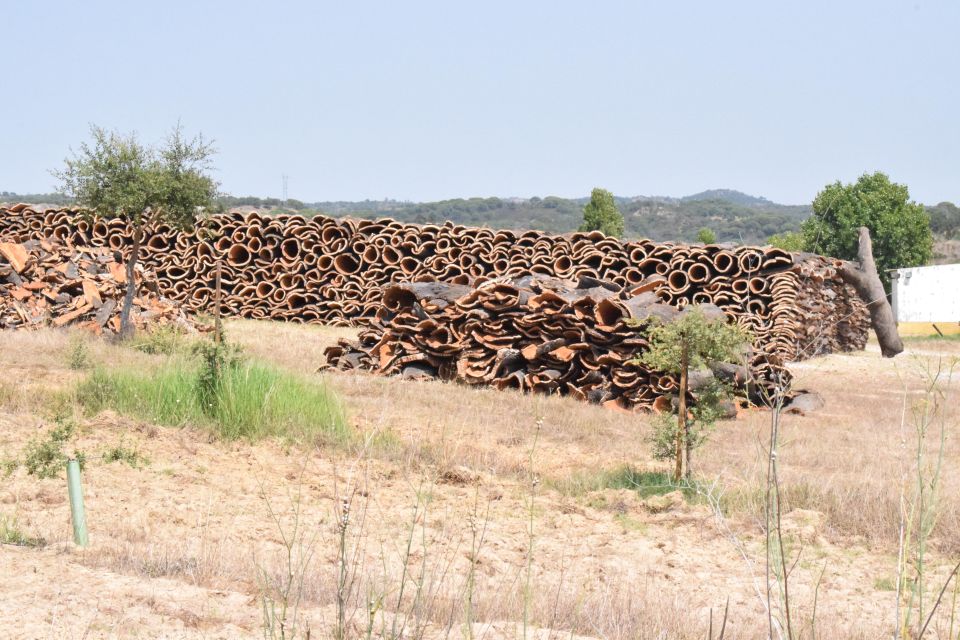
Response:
927,201,960,239
766,230,805,252
579,188,624,238
54,124,218,338
696,227,717,244
639,307,750,482
801,172,932,290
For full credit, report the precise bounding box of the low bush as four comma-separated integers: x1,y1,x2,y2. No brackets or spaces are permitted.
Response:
66,336,92,370
3,418,87,480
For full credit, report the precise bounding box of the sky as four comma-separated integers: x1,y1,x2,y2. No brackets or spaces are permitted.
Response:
2,0,958,205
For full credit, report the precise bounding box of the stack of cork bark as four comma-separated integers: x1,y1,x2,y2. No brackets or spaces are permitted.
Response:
0,204,869,361
0,236,197,334
323,276,787,411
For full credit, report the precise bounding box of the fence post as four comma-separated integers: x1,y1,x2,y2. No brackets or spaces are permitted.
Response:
66,459,89,547
214,258,223,345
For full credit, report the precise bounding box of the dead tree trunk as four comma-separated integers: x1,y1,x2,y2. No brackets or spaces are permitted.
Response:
837,227,904,358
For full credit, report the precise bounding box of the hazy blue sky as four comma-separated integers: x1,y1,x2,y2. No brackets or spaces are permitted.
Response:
2,1,957,205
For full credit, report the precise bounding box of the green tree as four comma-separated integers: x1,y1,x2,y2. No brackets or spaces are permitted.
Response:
767,230,805,252
927,201,960,239
696,227,717,244
579,187,624,238
54,124,218,337
638,307,749,482
801,172,932,290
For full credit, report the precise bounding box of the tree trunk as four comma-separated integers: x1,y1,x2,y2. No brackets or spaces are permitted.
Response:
837,227,904,358
674,343,688,483
119,224,143,340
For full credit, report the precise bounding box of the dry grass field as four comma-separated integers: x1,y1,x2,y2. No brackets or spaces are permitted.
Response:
1,321,958,639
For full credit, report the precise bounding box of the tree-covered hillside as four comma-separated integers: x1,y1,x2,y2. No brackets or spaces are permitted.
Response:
6,188,956,247
298,191,811,244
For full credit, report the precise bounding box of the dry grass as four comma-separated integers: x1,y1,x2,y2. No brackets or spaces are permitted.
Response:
0,323,958,638
694,345,960,553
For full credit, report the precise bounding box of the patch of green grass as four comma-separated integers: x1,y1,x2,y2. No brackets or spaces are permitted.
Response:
76,359,350,446
613,513,648,533
0,515,46,548
902,333,960,342
874,576,897,591
550,465,691,499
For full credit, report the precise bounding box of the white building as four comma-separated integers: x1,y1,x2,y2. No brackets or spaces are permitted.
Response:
890,263,960,323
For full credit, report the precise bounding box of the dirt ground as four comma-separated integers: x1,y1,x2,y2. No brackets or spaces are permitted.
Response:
1,323,958,639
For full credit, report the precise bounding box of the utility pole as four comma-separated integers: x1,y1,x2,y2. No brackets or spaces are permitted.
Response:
282,174,289,209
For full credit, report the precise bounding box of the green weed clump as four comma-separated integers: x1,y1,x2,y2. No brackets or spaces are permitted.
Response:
102,441,148,468
130,325,196,355
0,515,46,548
76,357,350,446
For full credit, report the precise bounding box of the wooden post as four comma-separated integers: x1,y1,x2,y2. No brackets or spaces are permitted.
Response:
214,259,223,345
675,342,688,483
66,459,88,547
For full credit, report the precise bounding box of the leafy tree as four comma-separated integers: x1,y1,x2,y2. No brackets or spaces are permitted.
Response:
696,227,717,244
638,308,749,482
767,230,805,252
54,124,218,337
579,188,624,238
801,172,932,290
927,201,960,239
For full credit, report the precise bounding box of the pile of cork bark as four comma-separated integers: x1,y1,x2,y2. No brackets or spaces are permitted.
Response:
324,275,787,412
0,237,197,335
0,204,870,363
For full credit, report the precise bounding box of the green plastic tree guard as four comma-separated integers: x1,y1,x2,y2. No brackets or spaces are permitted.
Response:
66,459,89,546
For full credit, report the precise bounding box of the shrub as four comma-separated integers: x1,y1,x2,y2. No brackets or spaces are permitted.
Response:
67,337,92,370
5,418,87,480
191,339,244,415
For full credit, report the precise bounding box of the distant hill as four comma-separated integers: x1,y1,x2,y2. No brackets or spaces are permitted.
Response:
3,188,814,244
0,191,73,207
680,189,776,207
297,192,811,244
